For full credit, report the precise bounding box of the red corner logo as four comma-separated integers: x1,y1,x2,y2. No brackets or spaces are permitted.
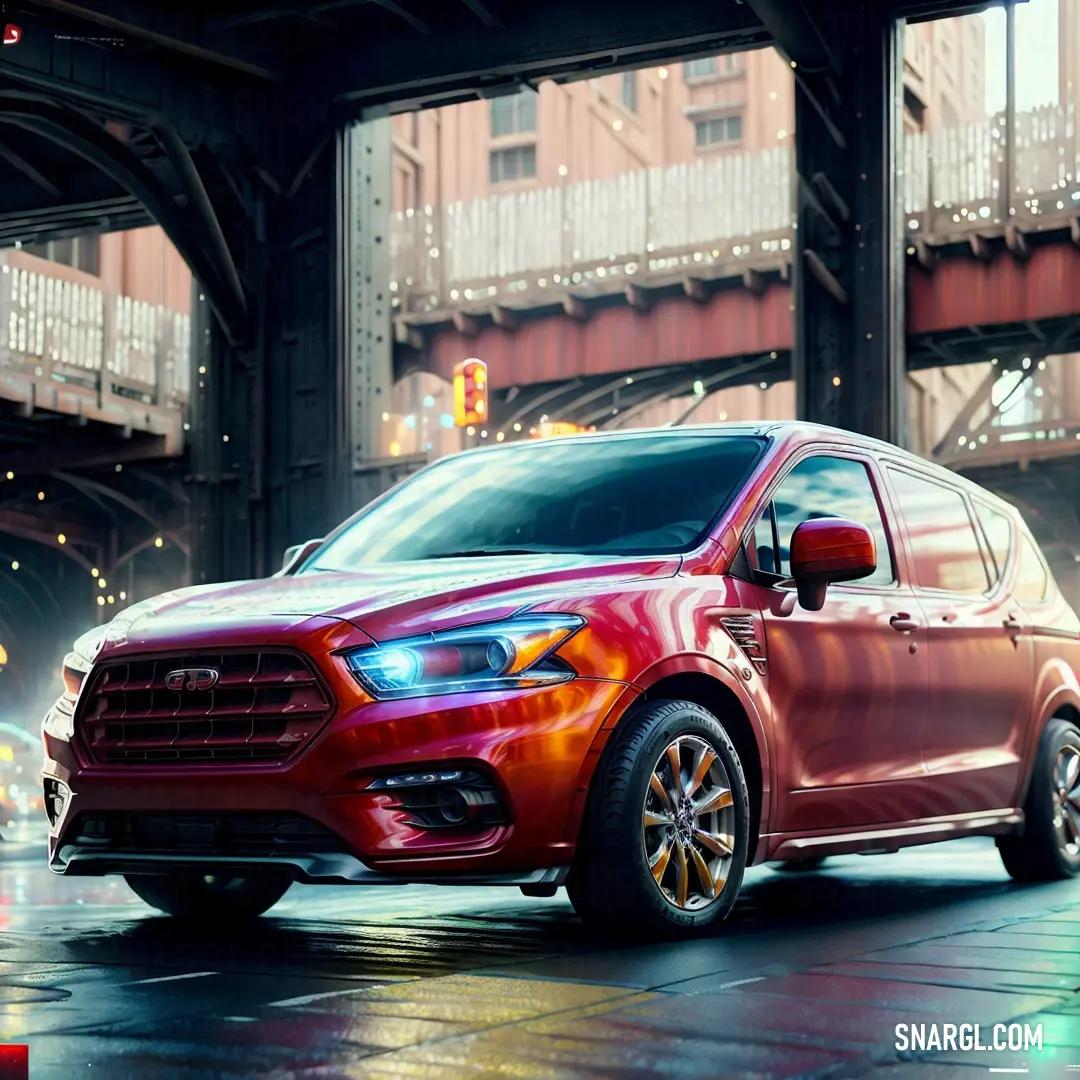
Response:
3,24,22,46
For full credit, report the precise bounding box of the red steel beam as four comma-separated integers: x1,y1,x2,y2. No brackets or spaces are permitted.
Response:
908,241,1080,334
421,239,1080,389
427,284,794,389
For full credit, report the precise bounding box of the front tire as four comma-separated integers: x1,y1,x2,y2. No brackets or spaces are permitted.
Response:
125,872,291,919
997,716,1080,881
567,699,751,939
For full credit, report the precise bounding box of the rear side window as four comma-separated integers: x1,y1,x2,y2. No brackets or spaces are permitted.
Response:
974,502,1013,587
1014,534,1049,604
752,455,894,585
888,469,990,594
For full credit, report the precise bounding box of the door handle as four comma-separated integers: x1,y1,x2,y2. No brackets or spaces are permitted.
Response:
1003,611,1021,632
889,614,920,633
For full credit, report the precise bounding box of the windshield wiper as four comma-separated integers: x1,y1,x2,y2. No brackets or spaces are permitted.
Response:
427,548,553,558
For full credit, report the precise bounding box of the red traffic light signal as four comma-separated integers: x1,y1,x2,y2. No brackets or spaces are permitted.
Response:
3,24,21,46
452,358,487,427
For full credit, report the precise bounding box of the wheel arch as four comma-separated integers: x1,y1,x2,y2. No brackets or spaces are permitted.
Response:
564,656,772,863
1016,670,1080,807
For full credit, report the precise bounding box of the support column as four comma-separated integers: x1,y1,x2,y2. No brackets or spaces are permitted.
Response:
342,119,397,511
791,3,906,444
189,119,395,584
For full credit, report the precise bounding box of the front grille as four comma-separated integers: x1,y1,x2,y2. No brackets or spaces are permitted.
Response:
77,650,334,766
68,811,347,855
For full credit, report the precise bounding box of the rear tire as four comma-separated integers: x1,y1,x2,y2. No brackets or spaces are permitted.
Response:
125,872,291,919
567,698,751,939
997,716,1080,882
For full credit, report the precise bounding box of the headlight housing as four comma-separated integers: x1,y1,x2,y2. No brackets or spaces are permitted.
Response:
44,625,108,742
342,614,585,700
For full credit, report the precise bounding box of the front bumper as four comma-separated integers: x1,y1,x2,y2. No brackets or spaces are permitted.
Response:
43,677,626,883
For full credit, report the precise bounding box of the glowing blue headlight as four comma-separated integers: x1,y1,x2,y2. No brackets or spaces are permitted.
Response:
342,614,584,701
354,646,424,694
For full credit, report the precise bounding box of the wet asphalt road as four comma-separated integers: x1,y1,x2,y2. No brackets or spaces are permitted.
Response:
1,835,1079,1079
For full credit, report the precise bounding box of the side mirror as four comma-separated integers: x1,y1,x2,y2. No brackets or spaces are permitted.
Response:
279,538,324,575
789,518,876,612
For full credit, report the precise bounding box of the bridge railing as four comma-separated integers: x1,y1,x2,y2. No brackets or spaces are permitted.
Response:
392,101,1078,316
0,250,192,413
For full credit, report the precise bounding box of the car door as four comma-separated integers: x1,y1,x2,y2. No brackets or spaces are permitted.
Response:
885,467,1034,814
744,450,930,834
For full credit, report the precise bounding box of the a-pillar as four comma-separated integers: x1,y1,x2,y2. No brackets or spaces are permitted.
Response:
188,120,395,584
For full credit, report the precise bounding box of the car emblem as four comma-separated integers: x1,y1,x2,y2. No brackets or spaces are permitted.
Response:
164,668,220,692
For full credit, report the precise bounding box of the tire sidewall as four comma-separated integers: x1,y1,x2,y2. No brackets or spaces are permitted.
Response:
1028,717,1080,876
606,701,750,934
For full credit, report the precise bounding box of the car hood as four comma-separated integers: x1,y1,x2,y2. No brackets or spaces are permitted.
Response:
104,553,682,644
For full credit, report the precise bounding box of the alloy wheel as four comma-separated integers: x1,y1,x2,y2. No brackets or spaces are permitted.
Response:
1053,743,1080,858
642,734,735,910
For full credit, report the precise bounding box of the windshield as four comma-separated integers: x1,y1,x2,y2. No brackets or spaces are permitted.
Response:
306,433,765,570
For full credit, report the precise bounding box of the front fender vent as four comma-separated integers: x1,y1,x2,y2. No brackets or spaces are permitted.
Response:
720,615,767,674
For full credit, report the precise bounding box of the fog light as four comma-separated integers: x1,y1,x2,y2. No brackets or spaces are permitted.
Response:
436,787,469,825
369,769,509,830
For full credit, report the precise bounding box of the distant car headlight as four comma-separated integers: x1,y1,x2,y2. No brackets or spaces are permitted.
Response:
43,625,108,742
342,614,585,700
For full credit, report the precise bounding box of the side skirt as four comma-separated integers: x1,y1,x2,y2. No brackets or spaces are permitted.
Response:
761,807,1024,863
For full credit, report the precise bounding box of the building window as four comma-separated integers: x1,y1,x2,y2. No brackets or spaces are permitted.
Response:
490,145,536,183
621,71,638,113
490,89,538,137
694,114,743,148
22,235,100,276
684,54,741,81
684,57,717,79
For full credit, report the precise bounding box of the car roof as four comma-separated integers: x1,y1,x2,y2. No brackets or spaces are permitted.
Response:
458,421,1021,523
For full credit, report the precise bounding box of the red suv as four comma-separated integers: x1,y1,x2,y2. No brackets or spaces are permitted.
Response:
41,424,1080,937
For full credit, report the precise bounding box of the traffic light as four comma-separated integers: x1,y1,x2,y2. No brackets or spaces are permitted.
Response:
453,358,487,428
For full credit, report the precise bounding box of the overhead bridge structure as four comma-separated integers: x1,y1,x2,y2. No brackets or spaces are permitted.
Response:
2,0,1074,703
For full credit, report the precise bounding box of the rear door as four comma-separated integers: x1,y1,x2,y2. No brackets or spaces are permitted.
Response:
886,467,1033,813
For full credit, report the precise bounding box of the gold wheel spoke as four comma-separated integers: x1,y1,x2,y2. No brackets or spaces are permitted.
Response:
643,735,737,911
650,840,673,884
688,844,715,899
686,744,717,800
693,827,733,859
666,742,685,798
1063,750,1080,795
694,787,734,817
1066,804,1080,844
672,842,690,908
649,772,674,813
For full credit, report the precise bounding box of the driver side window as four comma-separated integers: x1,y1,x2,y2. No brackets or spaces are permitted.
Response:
748,455,895,586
